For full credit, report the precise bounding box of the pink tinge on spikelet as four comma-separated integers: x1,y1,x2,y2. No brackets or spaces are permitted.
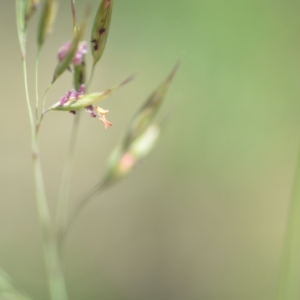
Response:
57,42,71,62
57,41,88,65
73,42,88,65
118,153,136,173
85,105,97,118
59,84,85,105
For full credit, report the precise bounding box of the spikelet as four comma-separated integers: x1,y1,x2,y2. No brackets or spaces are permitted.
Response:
52,22,86,83
25,0,39,28
73,59,86,91
103,63,180,184
37,0,58,48
122,62,180,149
107,125,160,179
70,0,77,33
46,75,134,112
91,0,113,66
16,0,26,56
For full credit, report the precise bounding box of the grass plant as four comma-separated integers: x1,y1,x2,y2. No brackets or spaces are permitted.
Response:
0,1,179,299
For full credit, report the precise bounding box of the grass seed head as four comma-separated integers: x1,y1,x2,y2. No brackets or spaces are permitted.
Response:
37,0,58,48
91,0,113,66
52,23,86,83
105,125,160,182
123,62,180,149
25,0,40,28
73,59,86,91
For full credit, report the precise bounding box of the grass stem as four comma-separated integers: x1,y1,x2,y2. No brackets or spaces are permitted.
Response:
35,48,41,121
277,143,300,300
56,112,81,245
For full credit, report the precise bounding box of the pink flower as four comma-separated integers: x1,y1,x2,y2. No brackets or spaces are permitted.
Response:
57,41,88,65
59,85,85,105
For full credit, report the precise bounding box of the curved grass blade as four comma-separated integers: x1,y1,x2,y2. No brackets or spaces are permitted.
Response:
91,0,113,66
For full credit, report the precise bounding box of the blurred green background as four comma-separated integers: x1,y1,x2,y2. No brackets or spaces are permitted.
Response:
1,0,300,299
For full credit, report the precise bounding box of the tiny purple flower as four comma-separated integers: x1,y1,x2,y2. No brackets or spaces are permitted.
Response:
59,85,85,106
57,42,71,62
85,105,97,118
73,42,88,65
78,84,85,95
57,41,88,65
60,90,72,105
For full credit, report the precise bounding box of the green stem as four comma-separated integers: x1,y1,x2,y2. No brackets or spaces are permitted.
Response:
86,64,95,90
277,143,300,300
33,132,68,300
20,32,68,300
56,64,95,248
56,112,81,243
22,58,35,140
35,48,41,121
42,83,53,113
59,180,108,246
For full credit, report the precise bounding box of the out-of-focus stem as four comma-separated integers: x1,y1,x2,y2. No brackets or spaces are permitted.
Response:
56,112,81,244
20,34,68,300
277,142,300,300
35,48,41,120
22,59,35,140
33,133,68,300
42,83,53,113
59,180,108,246
56,64,96,248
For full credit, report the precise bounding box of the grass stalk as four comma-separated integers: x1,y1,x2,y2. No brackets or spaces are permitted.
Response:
32,135,68,300
56,64,96,247
35,48,41,120
277,143,300,300
59,180,108,246
56,112,81,243
22,48,68,300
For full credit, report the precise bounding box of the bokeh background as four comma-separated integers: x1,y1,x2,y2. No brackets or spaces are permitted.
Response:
1,0,300,299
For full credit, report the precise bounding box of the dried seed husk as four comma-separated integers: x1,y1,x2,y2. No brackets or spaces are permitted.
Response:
25,0,39,27
52,21,86,83
91,0,113,66
37,0,58,48
122,62,180,149
73,59,86,91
